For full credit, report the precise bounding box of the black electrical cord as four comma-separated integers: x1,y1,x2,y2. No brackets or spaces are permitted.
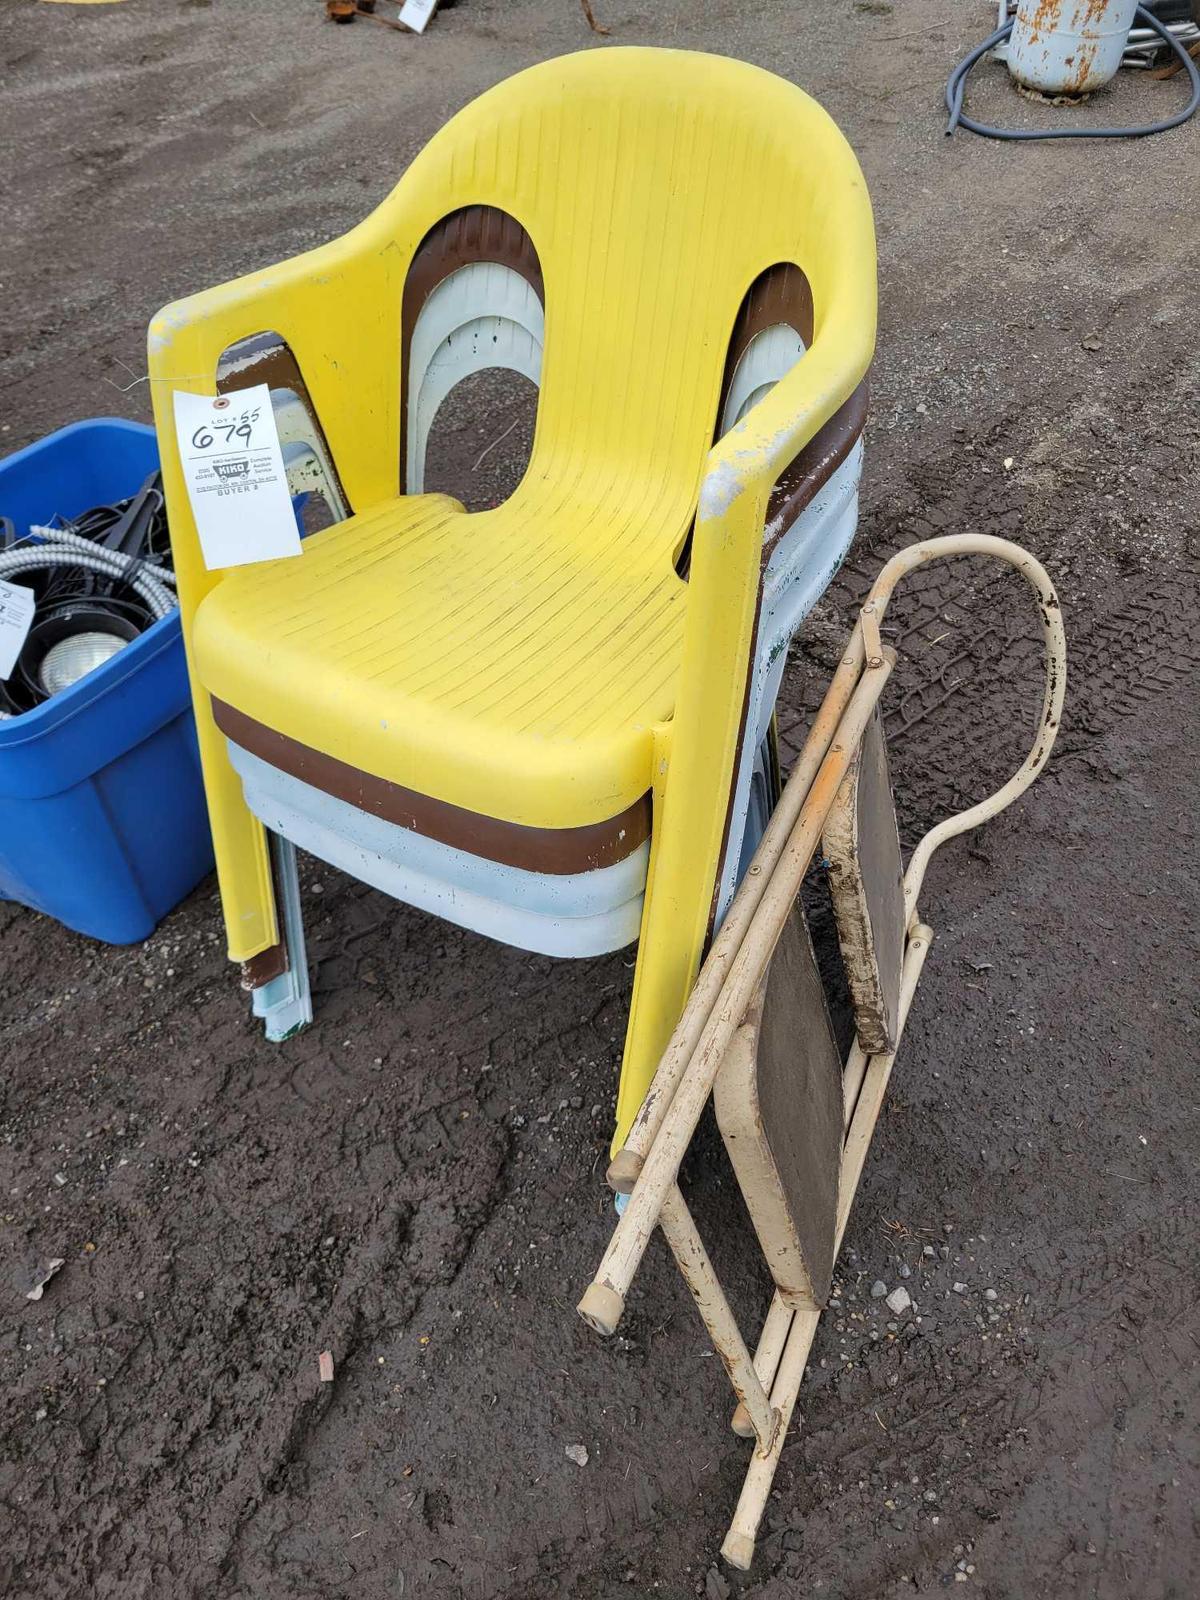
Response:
946,5,1200,139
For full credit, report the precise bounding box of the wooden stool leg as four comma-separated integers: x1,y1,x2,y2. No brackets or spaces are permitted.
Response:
731,1290,794,1438
842,1037,870,1128
722,1300,821,1569
658,1186,779,1451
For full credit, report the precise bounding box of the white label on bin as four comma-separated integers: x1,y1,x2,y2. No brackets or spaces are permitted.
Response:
173,385,302,570
0,579,35,680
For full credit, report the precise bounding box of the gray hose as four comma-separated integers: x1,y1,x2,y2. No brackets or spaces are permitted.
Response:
946,5,1200,138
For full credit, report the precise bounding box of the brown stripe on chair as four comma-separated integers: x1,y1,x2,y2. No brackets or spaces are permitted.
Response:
212,698,652,876
719,262,815,394
763,381,868,554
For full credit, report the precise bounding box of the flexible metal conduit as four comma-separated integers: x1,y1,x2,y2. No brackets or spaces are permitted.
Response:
0,537,177,621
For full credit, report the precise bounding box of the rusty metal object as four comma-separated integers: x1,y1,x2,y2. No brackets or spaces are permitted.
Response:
1008,0,1138,95
1153,36,1200,74
823,705,906,1055
358,4,408,30
580,0,610,34
947,2,1199,137
326,0,410,25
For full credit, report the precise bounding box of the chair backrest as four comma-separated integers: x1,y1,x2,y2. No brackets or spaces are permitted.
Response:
387,48,875,565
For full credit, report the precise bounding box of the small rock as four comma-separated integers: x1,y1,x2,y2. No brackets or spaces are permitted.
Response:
953,1282,967,1294
25,1259,66,1302
871,1280,888,1299
565,1443,589,1467
886,1287,912,1316
922,1245,936,1258
984,1288,998,1302
52,1173,67,1187
704,1567,731,1600
1081,333,1102,352
899,1263,912,1279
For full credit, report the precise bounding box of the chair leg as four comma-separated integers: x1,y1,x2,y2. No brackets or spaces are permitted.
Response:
731,719,783,892
611,711,781,1155
250,835,313,1041
610,741,712,1154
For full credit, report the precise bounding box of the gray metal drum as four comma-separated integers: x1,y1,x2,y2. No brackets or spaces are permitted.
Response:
1008,0,1139,95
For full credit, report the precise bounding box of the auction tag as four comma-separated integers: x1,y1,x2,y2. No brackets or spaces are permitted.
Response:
173,386,302,570
0,579,36,680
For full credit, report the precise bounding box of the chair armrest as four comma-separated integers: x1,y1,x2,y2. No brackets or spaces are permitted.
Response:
698,314,874,528
650,313,874,991
146,228,408,963
148,228,403,526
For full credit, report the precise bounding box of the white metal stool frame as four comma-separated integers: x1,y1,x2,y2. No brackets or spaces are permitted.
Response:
578,533,1067,1569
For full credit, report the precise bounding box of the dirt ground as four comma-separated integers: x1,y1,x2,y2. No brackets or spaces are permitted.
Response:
2,1,1199,1596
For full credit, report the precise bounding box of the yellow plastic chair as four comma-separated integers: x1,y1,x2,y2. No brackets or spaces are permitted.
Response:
148,48,876,1152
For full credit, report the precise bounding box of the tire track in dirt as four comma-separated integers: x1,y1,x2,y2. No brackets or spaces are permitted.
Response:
746,1208,1200,1595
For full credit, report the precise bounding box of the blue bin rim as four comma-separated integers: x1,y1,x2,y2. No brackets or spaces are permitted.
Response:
6,415,153,459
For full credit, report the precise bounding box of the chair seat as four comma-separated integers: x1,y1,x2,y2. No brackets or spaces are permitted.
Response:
193,488,689,836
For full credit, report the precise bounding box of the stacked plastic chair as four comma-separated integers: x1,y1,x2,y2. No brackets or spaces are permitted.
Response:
149,47,876,1154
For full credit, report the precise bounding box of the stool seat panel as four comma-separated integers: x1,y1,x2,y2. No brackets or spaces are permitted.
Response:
714,904,843,1304
192,488,687,832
